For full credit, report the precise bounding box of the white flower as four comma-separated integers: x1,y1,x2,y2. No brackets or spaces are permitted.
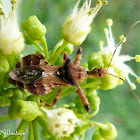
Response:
0,9,24,55
100,19,139,90
62,0,107,46
42,108,80,137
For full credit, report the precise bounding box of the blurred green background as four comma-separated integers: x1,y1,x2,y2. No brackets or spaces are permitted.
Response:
0,0,140,140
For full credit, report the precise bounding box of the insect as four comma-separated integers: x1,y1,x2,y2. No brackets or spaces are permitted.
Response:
8,21,140,112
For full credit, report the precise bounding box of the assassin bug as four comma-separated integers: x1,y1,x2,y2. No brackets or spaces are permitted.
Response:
8,21,140,112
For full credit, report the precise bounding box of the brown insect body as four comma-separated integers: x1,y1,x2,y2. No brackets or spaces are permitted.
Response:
9,50,96,111
9,55,89,94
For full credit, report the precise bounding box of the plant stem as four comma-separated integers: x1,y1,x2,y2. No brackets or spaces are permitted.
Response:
51,40,68,64
7,55,15,70
0,115,11,122
87,120,107,130
4,120,29,140
28,122,34,140
17,120,29,133
80,133,85,140
32,41,43,52
81,80,101,89
88,105,99,118
20,135,25,140
32,119,41,140
60,87,76,98
41,36,48,59
48,39,64,62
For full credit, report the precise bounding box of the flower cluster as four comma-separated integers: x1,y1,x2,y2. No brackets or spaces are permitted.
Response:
0,0,139,140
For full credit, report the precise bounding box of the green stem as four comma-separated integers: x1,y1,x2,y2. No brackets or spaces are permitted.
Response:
25,33,43,52
88,105,99,118
60,87,76,98
0,115,11,122
28,122,34,140
20,135,25,140
48,39,64,62
41,36,48,59
81,80,101,89
7,55,15,70
87,120,107,129
4,120,29,140
17,120,29,133
32,119,41,140
32,41,43,52
80,133,85,140
51,40,68,64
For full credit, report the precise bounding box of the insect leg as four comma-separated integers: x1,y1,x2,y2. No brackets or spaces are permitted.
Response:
76,83,90,112
44,87,62,107
61,51,68,64
21,54,42,67
74,47,82,65
37,52,46,60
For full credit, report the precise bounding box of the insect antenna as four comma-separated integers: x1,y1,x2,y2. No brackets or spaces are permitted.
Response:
105,21,140,103
108,73,140,104
107,21,140,71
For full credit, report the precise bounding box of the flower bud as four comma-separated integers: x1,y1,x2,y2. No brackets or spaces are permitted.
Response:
13,89,26,101
43,108,80,137
106,19,113,27
104,28,109,35
11,0,17,4
3,88,14,98
0,54,9,73
64,43,74,54
62,0,106,46
100,41,104,48
92,128,104,140
100,67,124,90
101,0,108,5
102,52,113,67
136,77,140,83
81,63,88,71
0,10,24,55
22,32,33,45
100,75,117,90
8,100,42,121
88,52,104,70
86,88,97,96
119,35,126,43
99,122,117,140
135,55,140,62
0,96,11,106
130,83,136,90
22,16,46,41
